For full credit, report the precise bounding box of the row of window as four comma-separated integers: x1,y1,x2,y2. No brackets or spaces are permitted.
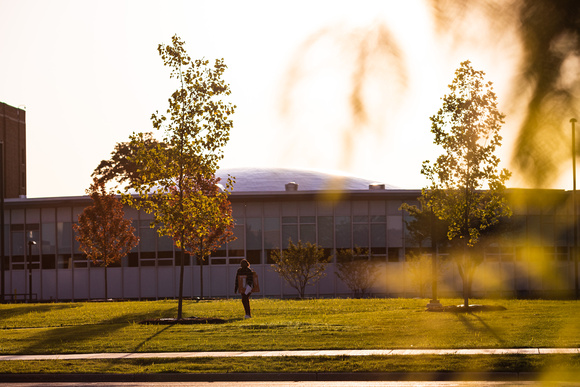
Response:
2,200,579,270
4,245,573,271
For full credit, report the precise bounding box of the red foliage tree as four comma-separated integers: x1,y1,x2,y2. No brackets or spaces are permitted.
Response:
74,178,139,299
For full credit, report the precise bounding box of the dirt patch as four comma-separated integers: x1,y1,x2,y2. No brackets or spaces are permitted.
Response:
427,304,507,313
139,317,227,325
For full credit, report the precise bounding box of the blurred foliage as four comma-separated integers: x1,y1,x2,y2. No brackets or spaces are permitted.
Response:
430,0,580,186
283,1,580,187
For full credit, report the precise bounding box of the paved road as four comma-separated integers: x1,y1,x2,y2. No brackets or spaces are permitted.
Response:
1,382,577,386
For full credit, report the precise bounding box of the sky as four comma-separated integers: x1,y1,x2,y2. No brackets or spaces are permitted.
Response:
0,0,539,198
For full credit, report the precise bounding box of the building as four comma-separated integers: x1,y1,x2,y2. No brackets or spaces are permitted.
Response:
0,102,26,198
1,167,578,301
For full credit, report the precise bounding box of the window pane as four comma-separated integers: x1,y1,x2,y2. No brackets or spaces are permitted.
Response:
388,215,402,247
41,223,56,255
318,216,333,248
140,225,156,252
353,224,369,248
335,216,351,249
282,225,298,247
228,225,244,252
371,224,386,255
246,218,262,250
11,230,24,256
282,216,298,224
58,255,70,269
264,218,280,249
300,224,316,244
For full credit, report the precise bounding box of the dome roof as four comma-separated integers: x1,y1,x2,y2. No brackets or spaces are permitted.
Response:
216,167,395,192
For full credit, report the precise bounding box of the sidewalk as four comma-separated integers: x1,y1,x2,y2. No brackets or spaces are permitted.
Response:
1,347,579,361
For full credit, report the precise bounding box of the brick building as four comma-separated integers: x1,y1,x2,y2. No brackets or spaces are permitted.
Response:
0,102,26,198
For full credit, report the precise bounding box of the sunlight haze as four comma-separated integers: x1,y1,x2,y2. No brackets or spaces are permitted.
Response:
1,0,540,197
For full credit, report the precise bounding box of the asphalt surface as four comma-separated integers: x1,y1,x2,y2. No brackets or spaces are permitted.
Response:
0,382,575,386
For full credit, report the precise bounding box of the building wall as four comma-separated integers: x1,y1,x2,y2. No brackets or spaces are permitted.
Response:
0,102,26,198
1,189,579,301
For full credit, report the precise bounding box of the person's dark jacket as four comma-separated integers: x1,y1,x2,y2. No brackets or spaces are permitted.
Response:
234,267,254,292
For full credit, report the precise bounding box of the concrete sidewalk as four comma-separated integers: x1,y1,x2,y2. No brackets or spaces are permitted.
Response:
1,348,579,361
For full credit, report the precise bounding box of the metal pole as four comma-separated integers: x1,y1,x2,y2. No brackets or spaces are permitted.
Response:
27,240,36,303
430,210,438,303
427,209,442,310
572,118,579,299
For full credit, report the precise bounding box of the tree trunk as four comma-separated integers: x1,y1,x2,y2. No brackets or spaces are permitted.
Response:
177,238,185,320
463,246,469,308
199,255,204,299
104,265,108,300
199,241,204,299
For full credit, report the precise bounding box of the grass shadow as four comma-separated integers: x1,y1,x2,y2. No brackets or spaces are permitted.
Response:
455,312,506,346
133,324,173,352
0,304,81,323
7,307,180,355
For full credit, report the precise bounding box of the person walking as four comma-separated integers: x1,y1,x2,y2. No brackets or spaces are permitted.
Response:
234,259,254,319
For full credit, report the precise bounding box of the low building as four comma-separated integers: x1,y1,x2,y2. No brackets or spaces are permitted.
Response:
1,167,578,301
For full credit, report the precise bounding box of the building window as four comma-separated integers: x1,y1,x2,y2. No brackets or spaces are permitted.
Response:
264,217,280,264
246,217,262,264
335,216,351,249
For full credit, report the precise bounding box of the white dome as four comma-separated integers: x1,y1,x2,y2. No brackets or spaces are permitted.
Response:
216,167,395,192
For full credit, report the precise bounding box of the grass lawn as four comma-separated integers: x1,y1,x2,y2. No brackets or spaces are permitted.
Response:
0,298,579,375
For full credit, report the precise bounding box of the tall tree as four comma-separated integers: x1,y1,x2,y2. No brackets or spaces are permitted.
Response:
271,239,331,299
74,178,139,299
123,35,235,319
422,60,512,308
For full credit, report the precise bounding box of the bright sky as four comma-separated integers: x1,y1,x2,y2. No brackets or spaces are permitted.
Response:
1,0,535,198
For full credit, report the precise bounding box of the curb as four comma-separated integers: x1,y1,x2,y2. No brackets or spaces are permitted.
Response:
1,371,578,383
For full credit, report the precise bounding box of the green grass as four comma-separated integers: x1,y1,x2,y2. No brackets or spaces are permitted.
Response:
0,298,579,375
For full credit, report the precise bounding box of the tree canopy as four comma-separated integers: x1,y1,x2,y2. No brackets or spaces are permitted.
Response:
92,133,165,189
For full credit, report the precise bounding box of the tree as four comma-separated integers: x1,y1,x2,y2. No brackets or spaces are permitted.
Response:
92,133,166,189
163,174,235,298
335,247,379,298
421,60,512,308
123,35,235,319
271,239,331,299
74,178,139,299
